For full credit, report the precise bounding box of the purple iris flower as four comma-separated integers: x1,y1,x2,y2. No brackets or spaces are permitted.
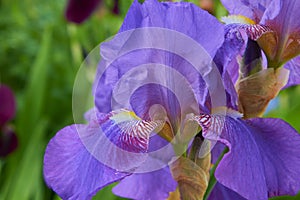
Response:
44,1,300,200
209,1,300,198
44,0,225,199
220,0,300,88
0,84,18,157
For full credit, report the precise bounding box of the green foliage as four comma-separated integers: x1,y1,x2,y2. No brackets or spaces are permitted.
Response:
0,0,129,199
265,86,300,132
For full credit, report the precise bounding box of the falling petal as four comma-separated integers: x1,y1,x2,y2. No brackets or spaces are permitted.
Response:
43,124,129,199
208,182,246,200
113,166,177,200
83,108,164,172
113,131,176,199
214,117,300,199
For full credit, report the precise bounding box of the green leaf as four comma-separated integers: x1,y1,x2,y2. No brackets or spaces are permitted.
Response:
8,120,48,200
0,26,52,200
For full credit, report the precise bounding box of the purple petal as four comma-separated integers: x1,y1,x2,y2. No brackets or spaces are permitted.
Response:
95,49,209,115
129,83,182,132
0,84,16,126
112,131,176,200
261,0,300,31
211,142,226,164
65,0,101,24
260,0,300,62
221,0,275,23
132,128,175,174
94,0,225,116
214,24,248,109
214,117,300,199
215,24,248,78
112,166,177,200
43,124,129,199
119,0,224,57
208,182,246,200
284,56,300,88
81,108,163,172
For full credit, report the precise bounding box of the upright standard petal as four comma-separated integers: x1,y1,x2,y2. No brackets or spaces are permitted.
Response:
43,124,129,200
65,0,101,23
94,0,225,116
220,0,274,23
214,24,249,109
0,84,16,126
119,0,224,56
203,116,300,199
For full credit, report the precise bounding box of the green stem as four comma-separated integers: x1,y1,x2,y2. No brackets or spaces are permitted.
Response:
203,147,229,200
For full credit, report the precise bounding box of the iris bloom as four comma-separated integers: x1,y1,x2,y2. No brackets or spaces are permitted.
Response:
214,0,300,118
44,0,300,200
45,0,225,199
0,84,18,157
220,0,300,87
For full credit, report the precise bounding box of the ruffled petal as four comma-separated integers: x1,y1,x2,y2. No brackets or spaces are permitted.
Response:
284,56,300,88
112,166,177,200
215,24,248,79
194,111,300,199
214,24,249,109
119,0,224,56
44,108,164,199
94,0,225,117
43,124,129,200
261,0,300,33
65,0,101,23
0,84,16,126
208,182,246,200
221,0,275,23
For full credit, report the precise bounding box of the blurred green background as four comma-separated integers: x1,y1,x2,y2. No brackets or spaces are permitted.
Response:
0,0,299,199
